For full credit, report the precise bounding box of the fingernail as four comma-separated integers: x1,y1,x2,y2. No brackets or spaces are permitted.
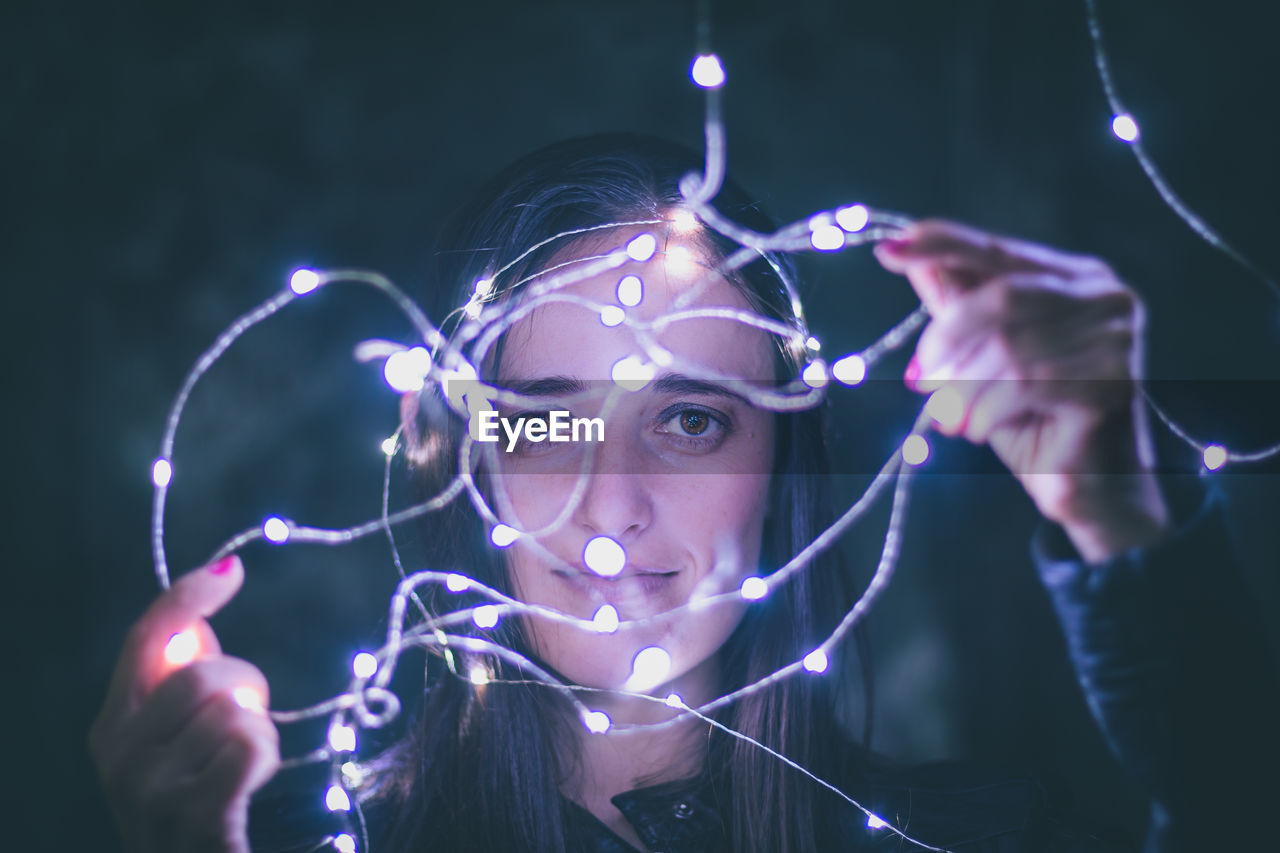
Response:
207,555,236,575
904,356,921,391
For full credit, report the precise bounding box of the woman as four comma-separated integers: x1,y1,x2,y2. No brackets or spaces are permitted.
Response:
89,134,1279,852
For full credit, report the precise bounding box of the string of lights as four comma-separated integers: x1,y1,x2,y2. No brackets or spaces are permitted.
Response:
1083,0,1280,470
147,3,1277,850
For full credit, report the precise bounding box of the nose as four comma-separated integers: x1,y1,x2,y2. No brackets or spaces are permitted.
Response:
573,435,653,543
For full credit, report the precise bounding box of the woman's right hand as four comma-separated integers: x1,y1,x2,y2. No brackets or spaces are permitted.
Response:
89,556,280,853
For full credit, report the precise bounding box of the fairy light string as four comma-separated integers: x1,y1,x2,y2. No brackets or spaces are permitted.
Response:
147,3,1278,850
1082,0,1280,471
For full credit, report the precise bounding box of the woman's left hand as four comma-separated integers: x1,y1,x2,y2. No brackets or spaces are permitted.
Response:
874,220,1171,563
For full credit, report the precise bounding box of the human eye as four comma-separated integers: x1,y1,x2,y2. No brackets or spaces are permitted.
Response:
654,404,732,451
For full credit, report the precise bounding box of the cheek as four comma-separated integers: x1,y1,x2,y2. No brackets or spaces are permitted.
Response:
663,474,772,569
489,470,580,531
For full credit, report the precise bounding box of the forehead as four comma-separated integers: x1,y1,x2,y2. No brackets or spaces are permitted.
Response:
495,230,777,383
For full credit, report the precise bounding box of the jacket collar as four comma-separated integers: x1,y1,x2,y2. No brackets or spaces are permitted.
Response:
564,773,726,853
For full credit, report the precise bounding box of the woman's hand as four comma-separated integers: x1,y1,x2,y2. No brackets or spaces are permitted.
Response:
89,556,279,853
874,220,1171,563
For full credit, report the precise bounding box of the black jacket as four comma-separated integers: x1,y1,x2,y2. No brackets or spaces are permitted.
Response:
250,478,1280,851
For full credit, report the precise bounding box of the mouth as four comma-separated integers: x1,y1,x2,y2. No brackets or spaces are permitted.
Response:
552,566,680,609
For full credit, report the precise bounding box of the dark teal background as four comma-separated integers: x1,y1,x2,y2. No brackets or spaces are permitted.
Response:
7,0,1278,847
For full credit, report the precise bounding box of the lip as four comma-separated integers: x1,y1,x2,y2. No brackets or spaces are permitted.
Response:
553,567,679,610
566,563,676,577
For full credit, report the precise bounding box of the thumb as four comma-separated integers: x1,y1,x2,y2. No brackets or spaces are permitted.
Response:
105,555,246,716
165,554,246,628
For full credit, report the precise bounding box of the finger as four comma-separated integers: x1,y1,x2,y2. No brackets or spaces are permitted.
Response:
195,719,282,808
94,655,272,796
922,340,1020,437
130,656,272,749
155,727,279,853
910,285,1010,391
876,220,1102,278
962,372,1030,446
874,220,1105,312
102,555,245,722
914,271,1136,392
150,690,278,785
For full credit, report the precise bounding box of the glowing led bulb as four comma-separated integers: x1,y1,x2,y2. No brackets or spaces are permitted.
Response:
611,355,655,391
469,663,490,685
490,523,519,548
232,687,264,712
832,354,867,386
164,630,198,666
592,604,620,633
926,387,965,431
1203,444,1228,471
902,434,930,466
325,785,351,812
583,536,626,576
627,646,672,691
383,346,432,394
583,710,611,733
464,299,482,319
671,208,699,232
1112,113,1140,142
740,576,768,600
380,436,397,456
445,572,470,592
289,268,320,295
650,346,674,367
600,305,625,327
333,833,357,853
802,360,829,388
473,605,500,629
867,813,887,830
665,692,685,709
665,244,697,274
805,336,821,352
690,53,726,88
616,274,643,306
473,277,494,296
340,761,365,787
329,723,356,753
352,652,378,679
810,224,845,252
151,458,172,488
835,204,870,233
263,516,290,543
803,649,829,673
626,233,657,262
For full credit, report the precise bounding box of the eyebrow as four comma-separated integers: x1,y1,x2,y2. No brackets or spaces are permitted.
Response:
652,373,750,404
501,376,586,397
500,373,749,404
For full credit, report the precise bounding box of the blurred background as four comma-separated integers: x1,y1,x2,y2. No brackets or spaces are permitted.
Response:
7,0,1278,847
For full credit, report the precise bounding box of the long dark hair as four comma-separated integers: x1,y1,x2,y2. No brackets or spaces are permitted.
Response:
370,133,877,851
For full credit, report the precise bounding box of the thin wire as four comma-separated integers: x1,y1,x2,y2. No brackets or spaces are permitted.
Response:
1084,0,1279,300
145,7,1280,847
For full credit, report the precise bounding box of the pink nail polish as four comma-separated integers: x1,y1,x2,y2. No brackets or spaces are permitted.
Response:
904,357,921,391
878,237,910,255
208,556,235,575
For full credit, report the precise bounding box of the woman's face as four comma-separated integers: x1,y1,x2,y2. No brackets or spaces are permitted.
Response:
487,230,776,699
